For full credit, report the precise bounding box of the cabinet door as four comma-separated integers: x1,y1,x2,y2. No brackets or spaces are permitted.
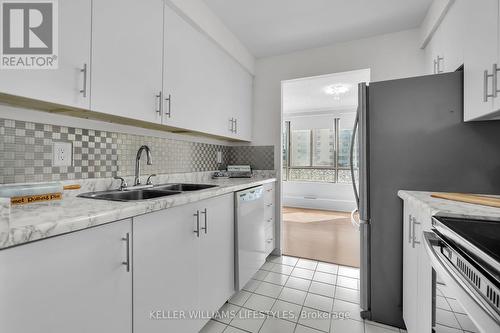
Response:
133,204,201,333
463,0,498,121
91,0,163,123
163,4,228,135
402,202,419,333
163,4,253,140
231,69,253,141
0,0,91,108
495,2,500,112
197,194,235,313
0,220,132,333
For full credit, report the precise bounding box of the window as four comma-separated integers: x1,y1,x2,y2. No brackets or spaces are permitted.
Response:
283,116,358,183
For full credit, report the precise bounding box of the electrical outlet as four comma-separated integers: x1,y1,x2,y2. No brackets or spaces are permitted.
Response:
53,142,72,167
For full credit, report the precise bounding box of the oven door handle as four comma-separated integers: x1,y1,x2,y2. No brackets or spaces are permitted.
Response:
423,232,500,331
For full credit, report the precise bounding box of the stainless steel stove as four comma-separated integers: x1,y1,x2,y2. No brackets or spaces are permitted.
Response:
423,216,500,333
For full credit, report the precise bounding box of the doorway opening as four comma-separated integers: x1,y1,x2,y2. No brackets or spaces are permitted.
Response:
280,69,370,267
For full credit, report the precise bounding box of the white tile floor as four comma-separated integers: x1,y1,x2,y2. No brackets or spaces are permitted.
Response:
200,255,406,333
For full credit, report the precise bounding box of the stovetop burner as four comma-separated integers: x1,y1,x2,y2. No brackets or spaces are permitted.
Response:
435,216,500,272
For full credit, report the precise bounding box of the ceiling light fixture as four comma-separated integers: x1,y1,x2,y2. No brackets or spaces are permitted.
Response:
324,83,351,96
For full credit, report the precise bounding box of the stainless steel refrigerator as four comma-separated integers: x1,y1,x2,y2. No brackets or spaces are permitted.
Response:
349,71,500,328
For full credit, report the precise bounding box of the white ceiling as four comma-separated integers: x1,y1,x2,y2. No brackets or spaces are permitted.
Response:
282,69,370,114
203,0,432,57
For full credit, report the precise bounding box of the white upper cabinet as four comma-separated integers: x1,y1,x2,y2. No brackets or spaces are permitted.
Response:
163,4,253,141
425,1,465,75
424,0,500,121
463,0,499,121
91,0,164,123
0,0,91,108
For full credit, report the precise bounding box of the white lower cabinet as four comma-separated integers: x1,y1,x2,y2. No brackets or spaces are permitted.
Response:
402,200,432,333
263,182,276,254
133,193,234,333
0,219,133,333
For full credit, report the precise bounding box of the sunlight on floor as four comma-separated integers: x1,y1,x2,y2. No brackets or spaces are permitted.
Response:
282,207,360,267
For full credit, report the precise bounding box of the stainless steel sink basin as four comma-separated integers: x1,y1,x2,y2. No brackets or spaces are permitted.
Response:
78,189,181,202
153,183,218,191
79,183,218,202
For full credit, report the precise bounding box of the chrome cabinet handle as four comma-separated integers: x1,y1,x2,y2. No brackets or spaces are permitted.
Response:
266,203,273,208
408,214,412,243
155,91,162,115
267,218,273,223
80,63,88,97
266,238,273,244
194,210,200,237
200,208,207,234
492,64,500,98
234,119,238,133
433,59,437,74
436,56,444,73
165,94,171,118
484,68,495,102
122,233,130,272
229,118,236,133
412,218,421,248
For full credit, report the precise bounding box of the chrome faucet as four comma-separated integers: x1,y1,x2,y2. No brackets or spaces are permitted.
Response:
134,145,152,186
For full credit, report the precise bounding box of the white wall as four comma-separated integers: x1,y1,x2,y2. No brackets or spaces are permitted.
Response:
283,182,356,212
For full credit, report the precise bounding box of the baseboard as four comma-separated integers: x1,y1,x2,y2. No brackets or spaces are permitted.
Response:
283,196,356,212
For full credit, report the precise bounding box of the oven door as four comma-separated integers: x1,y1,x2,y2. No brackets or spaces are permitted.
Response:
423,231,500,333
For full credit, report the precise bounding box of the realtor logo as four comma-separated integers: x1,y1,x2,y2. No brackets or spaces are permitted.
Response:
1,0,58,69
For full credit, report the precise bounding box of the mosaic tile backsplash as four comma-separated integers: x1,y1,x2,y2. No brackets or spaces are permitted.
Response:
0,118,274,184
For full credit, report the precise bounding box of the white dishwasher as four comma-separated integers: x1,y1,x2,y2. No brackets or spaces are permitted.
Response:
235,186,265,290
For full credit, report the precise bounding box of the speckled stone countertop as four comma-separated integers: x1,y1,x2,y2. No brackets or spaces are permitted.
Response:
0,171,276,250
398,190,500,221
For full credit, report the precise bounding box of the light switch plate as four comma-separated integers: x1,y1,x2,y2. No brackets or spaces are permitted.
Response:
53,141,72,167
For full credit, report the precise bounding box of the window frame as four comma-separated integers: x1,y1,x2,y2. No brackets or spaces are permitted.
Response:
283,118,355,183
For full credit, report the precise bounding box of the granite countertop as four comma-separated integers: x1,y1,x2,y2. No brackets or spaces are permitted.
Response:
398,190,500,221
0,174,276,250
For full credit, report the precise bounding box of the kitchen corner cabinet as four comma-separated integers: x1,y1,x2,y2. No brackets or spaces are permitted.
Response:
91,0,164,124
0,0,91,109
0,219,133,333
402,200,432,333
133,193,234,333
162,4,253,141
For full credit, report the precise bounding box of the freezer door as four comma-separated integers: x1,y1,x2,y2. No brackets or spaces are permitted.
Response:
356,82,371,317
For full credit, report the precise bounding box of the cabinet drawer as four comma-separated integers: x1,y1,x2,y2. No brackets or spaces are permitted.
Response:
265,225,274,254
264,205,274,221
263,183,275,201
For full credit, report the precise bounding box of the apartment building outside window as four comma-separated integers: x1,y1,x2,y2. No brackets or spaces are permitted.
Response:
283,118,358,183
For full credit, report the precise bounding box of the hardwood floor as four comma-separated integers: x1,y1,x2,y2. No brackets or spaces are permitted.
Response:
282,207,360,267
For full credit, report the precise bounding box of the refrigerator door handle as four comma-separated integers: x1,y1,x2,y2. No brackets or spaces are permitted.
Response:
350,109,360,209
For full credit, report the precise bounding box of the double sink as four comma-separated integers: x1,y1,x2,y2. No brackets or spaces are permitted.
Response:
78,183,218,202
